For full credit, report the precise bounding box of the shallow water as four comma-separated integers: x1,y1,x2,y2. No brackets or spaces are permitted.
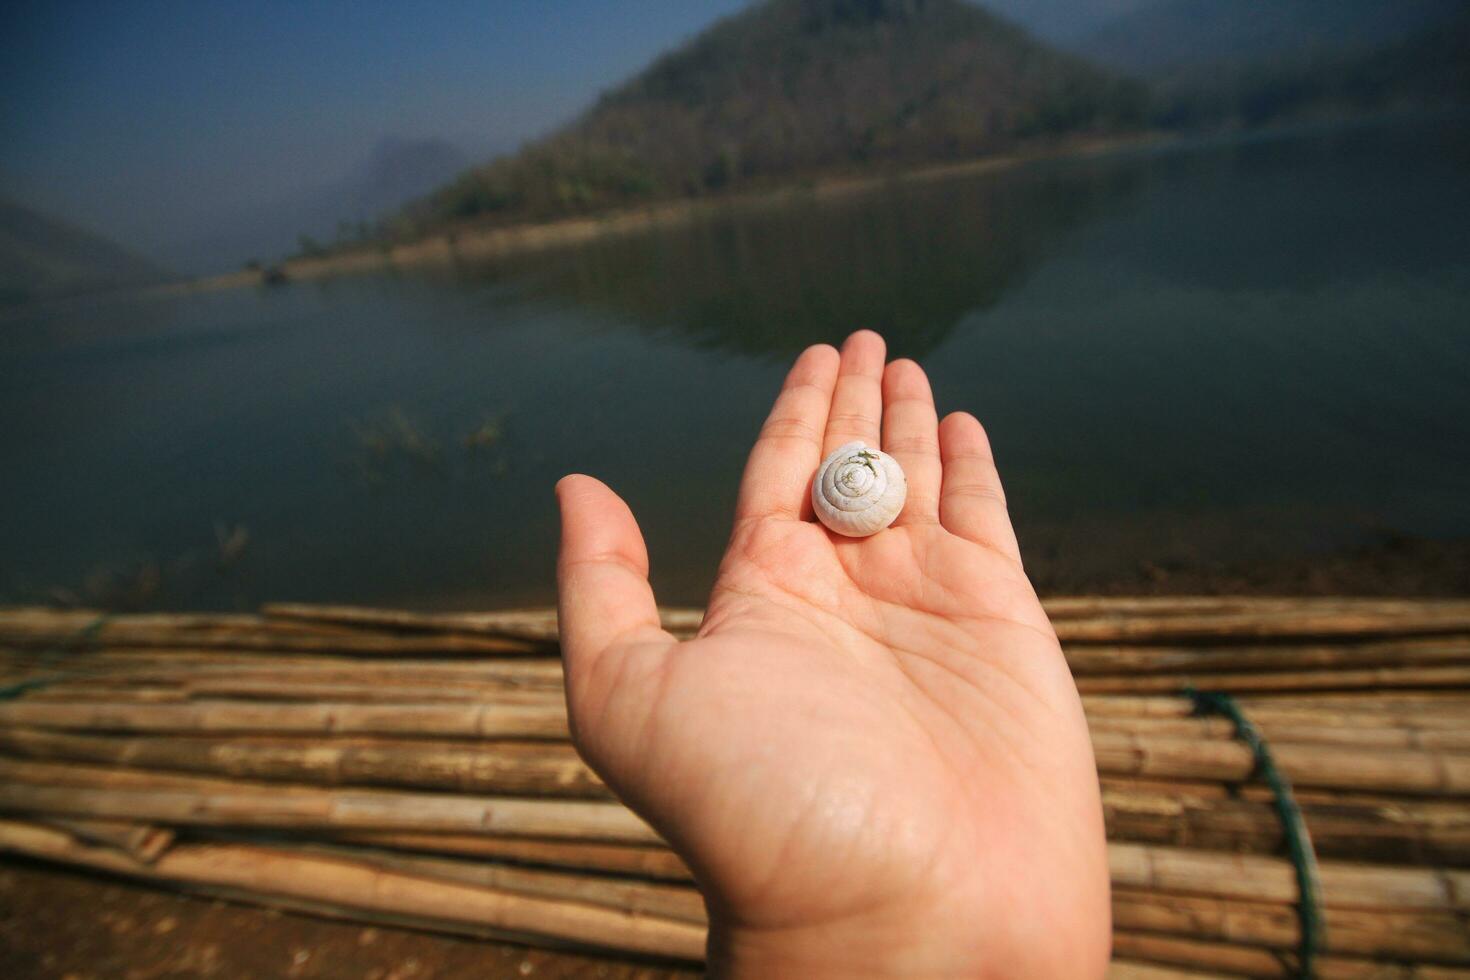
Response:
3,114,1468,609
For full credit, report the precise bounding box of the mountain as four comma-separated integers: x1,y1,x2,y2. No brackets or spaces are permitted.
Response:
405,0,1145,232
161,136,469,275
1075,0,1464,77
0,199,168,305
344,137,474,225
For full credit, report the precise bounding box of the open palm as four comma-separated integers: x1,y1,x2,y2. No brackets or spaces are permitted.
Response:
556,332,1109,977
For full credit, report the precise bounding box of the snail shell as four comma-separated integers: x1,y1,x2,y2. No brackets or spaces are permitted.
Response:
812,442,907,537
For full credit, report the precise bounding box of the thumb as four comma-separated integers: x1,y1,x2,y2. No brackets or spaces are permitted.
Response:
555,474,668,678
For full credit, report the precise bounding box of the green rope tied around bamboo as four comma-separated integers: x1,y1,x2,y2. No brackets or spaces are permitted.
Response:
1189,687,1325,978
40,613,111,662
0,614,113,701
72,613,112,647
0,675,63,701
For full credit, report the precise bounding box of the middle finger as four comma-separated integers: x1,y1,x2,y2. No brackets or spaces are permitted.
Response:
822,330,886,457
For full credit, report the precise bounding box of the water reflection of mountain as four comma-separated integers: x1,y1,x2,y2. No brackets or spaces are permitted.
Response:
453,161,1142,359
1086,118,1470,294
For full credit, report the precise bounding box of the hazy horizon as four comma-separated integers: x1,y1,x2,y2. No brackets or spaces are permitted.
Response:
0,0,1148,275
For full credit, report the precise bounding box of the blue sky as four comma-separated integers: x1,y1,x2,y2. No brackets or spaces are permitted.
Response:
0,1,1140,266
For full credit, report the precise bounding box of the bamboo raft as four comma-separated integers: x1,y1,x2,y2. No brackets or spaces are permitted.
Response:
1,597,1468,978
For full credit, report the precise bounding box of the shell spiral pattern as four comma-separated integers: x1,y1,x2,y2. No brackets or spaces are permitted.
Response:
811,441,907,537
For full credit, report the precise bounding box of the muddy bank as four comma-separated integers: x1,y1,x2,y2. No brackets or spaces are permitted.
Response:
1027,534,1470,598
409,534,1470,614
0,858,697,980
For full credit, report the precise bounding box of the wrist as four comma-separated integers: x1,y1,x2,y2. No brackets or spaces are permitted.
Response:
706,893,1111,980
707,911,984,980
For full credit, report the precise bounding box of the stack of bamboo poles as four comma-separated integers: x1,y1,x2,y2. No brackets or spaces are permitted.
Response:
0,597,1468,978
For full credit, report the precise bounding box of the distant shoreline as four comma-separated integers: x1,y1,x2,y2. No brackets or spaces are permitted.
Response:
143,107,1466,302
160,133,1168,298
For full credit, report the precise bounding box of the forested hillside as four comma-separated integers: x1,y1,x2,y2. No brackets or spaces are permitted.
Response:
0,199,166,305
403,0,1144,232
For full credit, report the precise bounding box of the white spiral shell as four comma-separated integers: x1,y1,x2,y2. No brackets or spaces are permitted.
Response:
812,441,907,537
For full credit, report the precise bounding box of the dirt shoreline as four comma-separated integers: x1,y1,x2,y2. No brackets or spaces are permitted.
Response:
158,133,1167,298
1026,534,1470,599
0,857,696,979
400,534,1470,614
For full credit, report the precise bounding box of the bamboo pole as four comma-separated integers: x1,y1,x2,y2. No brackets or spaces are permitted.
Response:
0,649,566,676
1042,597,1470,620
1066,637,1470,676
300,843,707,925
330,831,695,881
0,754,329,794
33,816,175,863
15,680,567,704
1243,691,1470,705
0,657,567,692
261,603,706,641
1077,665,1470,695
1093,732,1470,795
0,819,706,960
1108,842,1470,913
1083,696,1470,725
177,679,564,703
1047,597,1309,619
1101,787,1470,865
0,728,609,797
0,617,545,655
262,603,565,637
0,780,658,842
1110,888,1470,962
15,685,193,704
1052,606,1470,643
1101,776,1232,799
1086,714,1470,751
0,699,571,738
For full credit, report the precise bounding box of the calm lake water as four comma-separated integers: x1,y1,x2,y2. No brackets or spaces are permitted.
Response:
3,115,1469,610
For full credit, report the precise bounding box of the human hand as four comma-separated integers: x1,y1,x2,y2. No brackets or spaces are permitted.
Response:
555,331,1109,978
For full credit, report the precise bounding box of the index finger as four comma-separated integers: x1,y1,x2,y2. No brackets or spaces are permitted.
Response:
734,344,841,522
